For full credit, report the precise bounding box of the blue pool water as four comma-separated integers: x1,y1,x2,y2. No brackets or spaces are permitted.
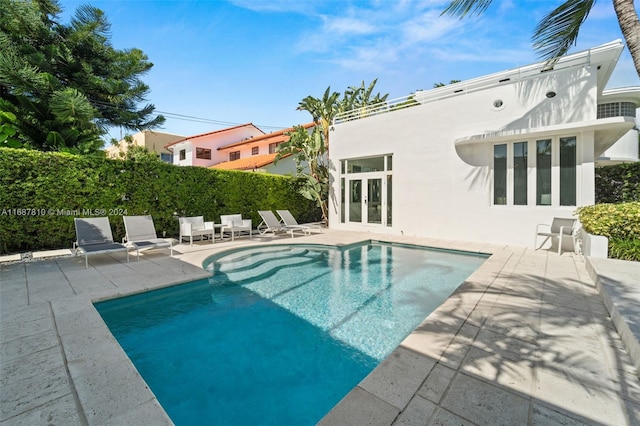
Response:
95,242,487,425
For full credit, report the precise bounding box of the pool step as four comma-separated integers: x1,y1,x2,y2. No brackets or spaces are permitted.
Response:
210,248,326,286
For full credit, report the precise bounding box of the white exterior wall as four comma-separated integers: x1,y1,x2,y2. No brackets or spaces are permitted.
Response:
172,142,194,166
329,65,601,248
598,127,639,164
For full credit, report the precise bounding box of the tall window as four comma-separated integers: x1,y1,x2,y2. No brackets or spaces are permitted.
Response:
536,139,552,205
179,149,186,161
560,136,576,206
386,175,392,226
493,144,507,205
229,151,240,161
513,142,527,205
340,178,345,223
196,148,211,160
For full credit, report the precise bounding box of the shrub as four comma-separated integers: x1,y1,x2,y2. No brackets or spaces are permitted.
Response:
609,238,640,261
576,202,640,240
0,148,320,254
577,201,640,261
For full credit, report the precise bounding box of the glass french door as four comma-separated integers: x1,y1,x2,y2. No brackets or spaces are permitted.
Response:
348,176,384,225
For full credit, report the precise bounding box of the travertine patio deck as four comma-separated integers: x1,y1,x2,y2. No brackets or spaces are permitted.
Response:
1,230,638,425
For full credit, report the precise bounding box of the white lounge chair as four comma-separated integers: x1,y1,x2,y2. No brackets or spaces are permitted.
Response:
123,215,173,260
220,214,252,241
534,217,577,254
276,209,322,233
73,217,129,268
257,210,307,238
179,216,215,246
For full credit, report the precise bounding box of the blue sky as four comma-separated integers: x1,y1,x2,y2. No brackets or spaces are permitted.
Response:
58,0,639,141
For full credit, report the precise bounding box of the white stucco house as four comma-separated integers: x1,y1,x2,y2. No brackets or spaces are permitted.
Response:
597,87,640,165
329,40,639,251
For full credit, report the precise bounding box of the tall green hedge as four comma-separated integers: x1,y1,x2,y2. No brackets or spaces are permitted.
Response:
0,148,320,254
595,162,640,204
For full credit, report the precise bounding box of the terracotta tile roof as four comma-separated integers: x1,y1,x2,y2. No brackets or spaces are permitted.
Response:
217,122,316,151
210,153,291,171
164,123,264,149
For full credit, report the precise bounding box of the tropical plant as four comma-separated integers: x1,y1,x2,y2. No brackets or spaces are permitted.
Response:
0,111,20,148
442,0,640,78
296,87,343,153
0,0,164,153
344,79,390,119
433,80,461,88
275,125,329,222
296,79,388,154
287,79,389,224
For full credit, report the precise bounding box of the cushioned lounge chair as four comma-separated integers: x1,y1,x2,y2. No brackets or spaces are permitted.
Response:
276,210,322,233
123,215,173,260
179,216,215,246
73,217,129,268
220,214,252,241
534,217,577,254
257,210,307,238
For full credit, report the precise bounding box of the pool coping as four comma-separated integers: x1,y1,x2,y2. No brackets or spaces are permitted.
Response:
1,230,639,425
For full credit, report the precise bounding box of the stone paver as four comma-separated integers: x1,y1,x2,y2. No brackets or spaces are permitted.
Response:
1,230,638,425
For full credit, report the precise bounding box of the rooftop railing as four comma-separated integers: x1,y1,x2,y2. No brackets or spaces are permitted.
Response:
333,42,615,125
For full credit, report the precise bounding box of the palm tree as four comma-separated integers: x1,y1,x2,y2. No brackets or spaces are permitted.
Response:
296,79,389,155
442,0,640,78
296,86,344,153
345,79,390,120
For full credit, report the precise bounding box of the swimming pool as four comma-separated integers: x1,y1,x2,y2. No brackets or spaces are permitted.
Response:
95,241,487,425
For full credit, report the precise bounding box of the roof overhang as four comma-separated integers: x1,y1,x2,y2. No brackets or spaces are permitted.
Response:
600,86,640,105
210,153,292,171
454,116,636,157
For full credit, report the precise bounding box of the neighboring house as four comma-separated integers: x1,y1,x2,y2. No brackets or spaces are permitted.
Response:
105,130,183,163
212,122,316,174
165,123,265,168
596,87,640,165
165,122,315,174
329,40,639,250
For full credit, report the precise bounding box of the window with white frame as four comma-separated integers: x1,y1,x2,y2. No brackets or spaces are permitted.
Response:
493,136,577,207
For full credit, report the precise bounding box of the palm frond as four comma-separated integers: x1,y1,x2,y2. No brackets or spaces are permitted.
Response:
441,0,493,17
533,0,595,63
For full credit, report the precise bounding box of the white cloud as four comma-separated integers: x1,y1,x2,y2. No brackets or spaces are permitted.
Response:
322,15,376,36
401,11,459,44
227,0,313,14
